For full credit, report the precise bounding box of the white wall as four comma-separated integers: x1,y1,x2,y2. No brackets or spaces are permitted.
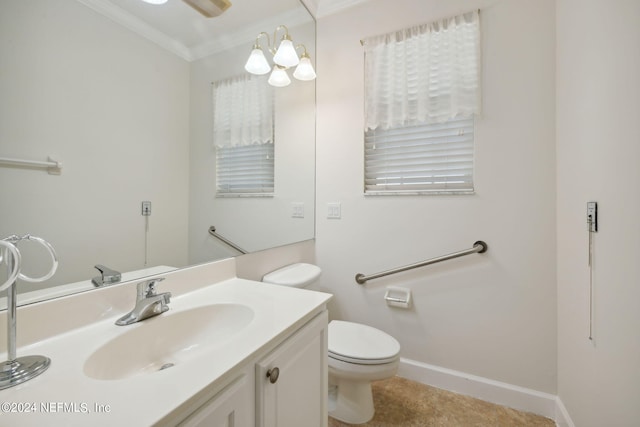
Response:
556,0,640,425
314,0,557,393
0,0,190,290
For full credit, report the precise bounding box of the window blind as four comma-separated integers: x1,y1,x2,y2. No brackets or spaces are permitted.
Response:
212,74,275,196
364,117,474,194
363,10,480,195
216,143,274,196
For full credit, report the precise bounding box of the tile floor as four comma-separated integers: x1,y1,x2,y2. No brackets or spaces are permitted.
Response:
328,376,555,427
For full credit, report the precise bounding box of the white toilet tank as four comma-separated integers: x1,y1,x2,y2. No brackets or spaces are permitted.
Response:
262,263,322,288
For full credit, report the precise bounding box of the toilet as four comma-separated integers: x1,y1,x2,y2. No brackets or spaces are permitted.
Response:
262,263,401,424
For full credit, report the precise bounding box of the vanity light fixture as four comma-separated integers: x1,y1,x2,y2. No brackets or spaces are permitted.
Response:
141,0,168,4
268,65,292,87
244,25,316,87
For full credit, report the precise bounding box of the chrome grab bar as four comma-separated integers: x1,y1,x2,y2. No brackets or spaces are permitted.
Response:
355,241,488,284
208,226,247,254
0,156,62,175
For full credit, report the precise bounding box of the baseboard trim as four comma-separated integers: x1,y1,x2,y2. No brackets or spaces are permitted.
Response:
397,358,559,422
554,396,576,427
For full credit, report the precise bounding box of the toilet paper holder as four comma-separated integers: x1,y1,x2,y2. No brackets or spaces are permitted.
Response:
384,286,412,308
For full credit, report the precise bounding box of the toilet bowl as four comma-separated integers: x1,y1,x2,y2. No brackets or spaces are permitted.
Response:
262,263,401,424
328,320,400,424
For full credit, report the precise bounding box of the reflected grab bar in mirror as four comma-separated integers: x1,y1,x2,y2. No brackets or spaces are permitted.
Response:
0,156,62,175
208,226,247,254
355,241,488,284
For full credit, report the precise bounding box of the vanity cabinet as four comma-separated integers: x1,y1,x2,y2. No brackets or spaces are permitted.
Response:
178,372,253,427
176,310,328,427
256,311,328,427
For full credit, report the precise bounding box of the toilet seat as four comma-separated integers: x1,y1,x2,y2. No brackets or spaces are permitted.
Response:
328,321,400,365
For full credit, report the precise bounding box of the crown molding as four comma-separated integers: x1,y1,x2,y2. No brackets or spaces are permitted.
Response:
75,0,315,62
316,0,370,18
299,0,319,17
75,0,194,61
190,7,311,61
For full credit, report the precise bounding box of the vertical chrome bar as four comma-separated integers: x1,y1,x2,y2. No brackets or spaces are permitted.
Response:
588,218,594,341
6,256,17,361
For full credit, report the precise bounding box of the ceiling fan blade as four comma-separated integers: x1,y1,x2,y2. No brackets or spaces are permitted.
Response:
181,0,232,17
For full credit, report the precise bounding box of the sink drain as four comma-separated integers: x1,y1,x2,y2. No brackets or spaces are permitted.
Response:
159,363,175,371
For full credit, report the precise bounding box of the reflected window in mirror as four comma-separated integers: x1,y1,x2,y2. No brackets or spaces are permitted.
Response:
213,74,275,197
216,144,274,195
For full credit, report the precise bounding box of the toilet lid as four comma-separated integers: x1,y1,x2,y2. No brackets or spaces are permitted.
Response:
328,321,400,365
262,263,321,288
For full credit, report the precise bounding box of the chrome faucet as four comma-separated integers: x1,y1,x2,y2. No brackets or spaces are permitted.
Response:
92,264,121,287
115,278,171,326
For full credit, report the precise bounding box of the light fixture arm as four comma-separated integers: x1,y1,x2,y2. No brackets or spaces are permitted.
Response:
273,25,292,50
295,44,310,58
245,24,315,85
252,25,293,56
252,32,272,54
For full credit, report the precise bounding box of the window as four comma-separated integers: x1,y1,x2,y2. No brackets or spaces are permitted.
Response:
365,117,474,194
363,10,481,195
212,74,274,196
216,143,274,194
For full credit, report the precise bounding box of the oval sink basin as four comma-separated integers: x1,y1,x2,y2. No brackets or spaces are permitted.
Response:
84,304,254,380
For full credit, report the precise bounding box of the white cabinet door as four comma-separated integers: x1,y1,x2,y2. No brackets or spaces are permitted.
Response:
256,311,328,427
179,373,253,427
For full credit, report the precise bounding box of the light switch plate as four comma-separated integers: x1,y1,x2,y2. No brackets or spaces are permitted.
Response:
327,202,341,219
291,202,304,218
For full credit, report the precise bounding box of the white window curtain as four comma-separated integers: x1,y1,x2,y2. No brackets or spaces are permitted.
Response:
213,74,275,196
212,74,273,148
363,10,481,131
363,10,480,195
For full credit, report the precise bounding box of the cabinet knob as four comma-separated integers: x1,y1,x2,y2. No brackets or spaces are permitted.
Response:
266,367,280,384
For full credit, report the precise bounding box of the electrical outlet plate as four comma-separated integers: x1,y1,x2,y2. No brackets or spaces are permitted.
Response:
141,201,152,216
587,201,597,232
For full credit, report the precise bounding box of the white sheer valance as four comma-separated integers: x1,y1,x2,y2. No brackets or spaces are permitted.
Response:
363,10,481,131
212,74,273,148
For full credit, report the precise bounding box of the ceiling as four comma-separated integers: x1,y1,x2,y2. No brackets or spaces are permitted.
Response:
75,0,369,62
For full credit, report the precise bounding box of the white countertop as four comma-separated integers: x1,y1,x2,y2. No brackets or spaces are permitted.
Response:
0,277,331,426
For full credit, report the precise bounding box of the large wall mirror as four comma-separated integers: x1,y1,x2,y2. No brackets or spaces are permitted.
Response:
0,0,316,307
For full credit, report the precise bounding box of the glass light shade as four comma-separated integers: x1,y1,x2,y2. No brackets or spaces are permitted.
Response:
141,0,168,4
268,66,291,87
273,38,299,67
244,48,271,75
293,56,316,81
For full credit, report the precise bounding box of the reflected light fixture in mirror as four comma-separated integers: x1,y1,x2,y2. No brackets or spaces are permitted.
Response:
244,25,316,87
268,66,292,87
292,50,317,81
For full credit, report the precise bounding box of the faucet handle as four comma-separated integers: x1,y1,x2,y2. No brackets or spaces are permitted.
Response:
137,277,165,298
92,264,121,287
